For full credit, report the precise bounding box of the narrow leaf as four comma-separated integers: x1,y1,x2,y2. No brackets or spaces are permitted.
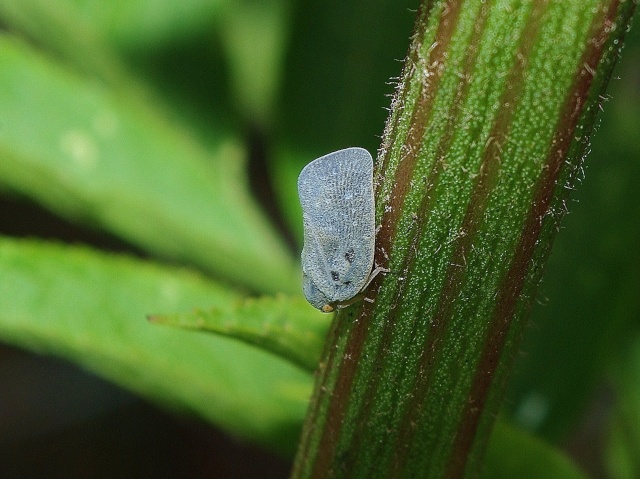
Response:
72,0,229,49
0,35,298,294
217,0,291,124
0,238,311,455
0,0,229,51
149,295,329,372
0,0,131,85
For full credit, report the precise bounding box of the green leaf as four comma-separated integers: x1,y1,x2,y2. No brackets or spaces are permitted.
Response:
70,0,228,49
0,35,298,294
0,0,135,89
149,295,329,372
0,237,312,455
0,0,237,155
0,1,290,136
217,0,291,124
0,0,229,51
482,421,588,479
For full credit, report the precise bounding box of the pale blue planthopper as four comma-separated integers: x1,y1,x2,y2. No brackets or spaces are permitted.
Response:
298,147,384,312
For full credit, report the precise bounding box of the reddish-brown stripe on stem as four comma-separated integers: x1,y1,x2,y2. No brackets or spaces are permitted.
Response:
387,0,493,474
291,308,346,478
308,313,360,479
445,2,620,477
359,0,466,432
328,1,468,474
376,0,461,263
390,4,548,475
376,0,438,181
308,2,463,477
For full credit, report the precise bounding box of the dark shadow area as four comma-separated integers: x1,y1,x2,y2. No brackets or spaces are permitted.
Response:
0,346,291,479
0,195,146,255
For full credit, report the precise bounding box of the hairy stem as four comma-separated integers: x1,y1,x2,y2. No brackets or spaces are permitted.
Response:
292,1,637,478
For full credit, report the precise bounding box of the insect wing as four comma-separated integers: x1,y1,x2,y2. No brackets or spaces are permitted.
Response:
298,147,375,306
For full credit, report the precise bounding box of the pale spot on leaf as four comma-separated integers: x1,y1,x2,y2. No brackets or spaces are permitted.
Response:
60,130,98,169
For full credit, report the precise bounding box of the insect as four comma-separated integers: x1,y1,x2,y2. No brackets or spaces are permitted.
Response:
298,147,382,312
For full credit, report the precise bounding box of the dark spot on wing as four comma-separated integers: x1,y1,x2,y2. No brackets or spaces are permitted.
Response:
345,248,355,263
331,271,340,282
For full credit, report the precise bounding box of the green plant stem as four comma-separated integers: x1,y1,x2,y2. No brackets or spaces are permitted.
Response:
291,1,636,478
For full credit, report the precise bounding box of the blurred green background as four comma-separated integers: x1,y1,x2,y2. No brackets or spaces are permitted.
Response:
0,1,637,478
